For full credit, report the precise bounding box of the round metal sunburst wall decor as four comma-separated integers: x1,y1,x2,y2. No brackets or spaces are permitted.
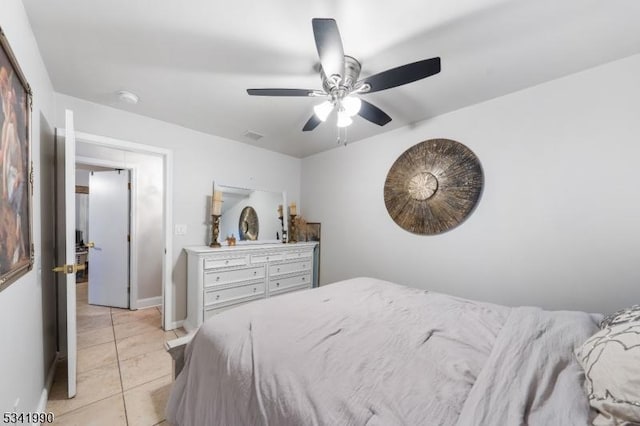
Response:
384,138,483,235
239,206,259,240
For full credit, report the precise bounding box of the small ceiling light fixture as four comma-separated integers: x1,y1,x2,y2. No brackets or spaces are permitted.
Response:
312,95,361,127
313,101,333,122
341,96,361,117
117,90,139,105
336,108,353,128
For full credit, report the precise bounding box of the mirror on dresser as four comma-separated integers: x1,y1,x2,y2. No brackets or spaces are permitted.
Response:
215,183,288,244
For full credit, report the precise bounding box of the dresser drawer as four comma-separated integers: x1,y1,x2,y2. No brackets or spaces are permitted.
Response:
251,252,285,263
204,266,264,287
269,273,311,293
204,256,247,269
283,250,313,261
270,260,311,276
204,282,265,306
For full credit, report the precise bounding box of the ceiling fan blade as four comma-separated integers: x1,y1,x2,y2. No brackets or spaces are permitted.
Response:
302,115,322,132
358,99,392,126
312,18,345,84
247,89,315,96
359,57,441,94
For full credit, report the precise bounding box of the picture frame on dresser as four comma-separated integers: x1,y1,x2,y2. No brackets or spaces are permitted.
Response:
0,27,33,293
305,222,321,242
305,223,321,285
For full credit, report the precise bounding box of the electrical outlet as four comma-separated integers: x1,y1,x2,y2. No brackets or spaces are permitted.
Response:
174,224,187,236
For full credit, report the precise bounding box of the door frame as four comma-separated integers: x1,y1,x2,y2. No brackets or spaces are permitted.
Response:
68,130,173,330
76,157,138,309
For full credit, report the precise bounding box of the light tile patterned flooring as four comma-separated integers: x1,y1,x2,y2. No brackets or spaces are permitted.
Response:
47,283,185,425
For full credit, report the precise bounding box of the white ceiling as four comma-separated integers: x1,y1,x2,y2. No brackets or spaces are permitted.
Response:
23,0,640,158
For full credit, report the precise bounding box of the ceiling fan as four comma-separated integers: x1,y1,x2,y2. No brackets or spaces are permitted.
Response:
247,18,441,132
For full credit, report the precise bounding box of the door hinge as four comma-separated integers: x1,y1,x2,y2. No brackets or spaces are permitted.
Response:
127,234,130,242
128,182,131,190
52,264,86,274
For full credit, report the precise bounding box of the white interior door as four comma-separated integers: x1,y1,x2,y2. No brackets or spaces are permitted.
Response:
88,170,130,308
54,110,77,398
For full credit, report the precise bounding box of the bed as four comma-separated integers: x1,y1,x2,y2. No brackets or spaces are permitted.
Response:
167,277,609,425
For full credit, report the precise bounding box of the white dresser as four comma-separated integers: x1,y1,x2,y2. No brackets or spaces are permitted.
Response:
184,242,318,331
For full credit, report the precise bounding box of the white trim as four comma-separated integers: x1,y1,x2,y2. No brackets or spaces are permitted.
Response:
168,320,185,331
36,352,59,421
76,156,139,310
74,131,172,157
137,296,163,309
66,129,174,330
163,152,174,330
64,112,77,398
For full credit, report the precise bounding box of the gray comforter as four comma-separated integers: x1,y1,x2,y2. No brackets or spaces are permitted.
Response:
167,277,600,425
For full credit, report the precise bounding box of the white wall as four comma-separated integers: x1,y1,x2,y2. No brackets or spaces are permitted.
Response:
0,0,57,414
302,53,640,314
54,93,302,322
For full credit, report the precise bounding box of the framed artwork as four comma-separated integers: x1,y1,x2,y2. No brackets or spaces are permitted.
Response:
0,27,33,292
305,222,321,242
295,221,321,286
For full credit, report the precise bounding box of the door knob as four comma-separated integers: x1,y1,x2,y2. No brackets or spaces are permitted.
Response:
86,242,95,248
53,264,86,274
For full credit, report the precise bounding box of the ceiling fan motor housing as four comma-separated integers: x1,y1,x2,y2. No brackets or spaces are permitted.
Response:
322,55,362,94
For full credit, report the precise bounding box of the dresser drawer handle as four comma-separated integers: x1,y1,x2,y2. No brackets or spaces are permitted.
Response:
302,277,306,281
302,264,306,269
277,267,280,272
225,260,229,265
266,256,270,261
216,276,220,281
253,270,257,275
276,282,280,287
216,295,220,300
253,287,257,293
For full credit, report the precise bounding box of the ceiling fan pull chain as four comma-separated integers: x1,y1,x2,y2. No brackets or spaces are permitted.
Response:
336,126,348,147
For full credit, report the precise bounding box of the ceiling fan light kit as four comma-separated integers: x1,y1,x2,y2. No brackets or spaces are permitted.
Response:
313,101,333,122
336,110,353,128
341,96,361,116
247,18,441,133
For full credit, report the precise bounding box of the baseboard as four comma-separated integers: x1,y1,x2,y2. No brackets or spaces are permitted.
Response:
35,352,59,423
136,296,162,309
166,320,184,331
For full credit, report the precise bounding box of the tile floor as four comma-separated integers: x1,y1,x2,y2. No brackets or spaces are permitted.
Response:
47,282,186,425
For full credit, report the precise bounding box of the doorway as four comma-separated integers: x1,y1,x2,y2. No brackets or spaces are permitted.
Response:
73,130,173,330
76,164,133,309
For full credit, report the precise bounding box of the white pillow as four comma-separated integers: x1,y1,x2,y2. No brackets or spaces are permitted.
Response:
600,305,640,329
575,319,640,426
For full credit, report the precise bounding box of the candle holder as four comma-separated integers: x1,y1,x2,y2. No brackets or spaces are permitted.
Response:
288,214,297,243
279,215,287,243
210,214,221,248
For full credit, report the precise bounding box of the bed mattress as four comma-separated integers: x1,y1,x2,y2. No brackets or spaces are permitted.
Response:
167,277,600,425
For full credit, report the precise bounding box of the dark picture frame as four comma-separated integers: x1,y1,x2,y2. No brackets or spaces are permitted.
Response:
305,222,321,242
0,27,33,292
